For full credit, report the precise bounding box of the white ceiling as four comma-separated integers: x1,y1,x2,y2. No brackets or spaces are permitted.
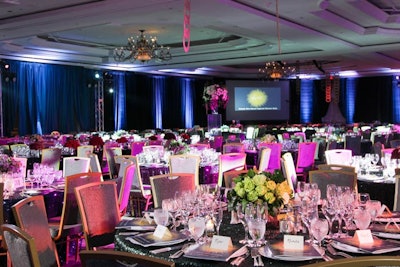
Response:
1,0,400,79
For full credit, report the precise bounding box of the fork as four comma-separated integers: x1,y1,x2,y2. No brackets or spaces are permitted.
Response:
326,244,353,258
251,248,259,266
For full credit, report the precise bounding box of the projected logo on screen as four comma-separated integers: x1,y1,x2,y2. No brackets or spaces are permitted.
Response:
247,89,268,107
234,86,281,111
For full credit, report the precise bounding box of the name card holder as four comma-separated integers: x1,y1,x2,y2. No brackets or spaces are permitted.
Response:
210,235,233,251
283,235,304,250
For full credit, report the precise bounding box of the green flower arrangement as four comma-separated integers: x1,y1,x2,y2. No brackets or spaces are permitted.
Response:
227,168,293,216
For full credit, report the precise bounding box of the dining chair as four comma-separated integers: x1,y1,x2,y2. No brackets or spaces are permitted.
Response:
150,173,195,208
308,170,357,199
75,181,121,250
295,142,317,180
258,147,271,172
104,147,122,180
48,172,102,264
211,135,224,152
345,134,362,156
168,154,200,186
62,156,91,178
223,169,248,189
128,156,153,217
257,142,282,173
117,162,135,216
114,155,135,179
324,149,353,165
293,131,306,142
79,250,175,267
1,224,41,267
87,153,103,179
189,143,210,150
130,141,146,156
222,142,245,154
317,164,355,173
217,152,247,187
12,195,61,267
13,157,27,178
76,145,94,158
9,143,28,155
281,152,297,192
302,255,400,267
312,136,327,163
41,147,62,171
142,145,164,155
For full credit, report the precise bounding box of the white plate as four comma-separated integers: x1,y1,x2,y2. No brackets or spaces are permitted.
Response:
331,239,400,254
258,244,321,261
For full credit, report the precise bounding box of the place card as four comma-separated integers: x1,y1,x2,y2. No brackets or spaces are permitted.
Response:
354,229,374,244
210,235,233,251
153,225,172,239
283,234,304,250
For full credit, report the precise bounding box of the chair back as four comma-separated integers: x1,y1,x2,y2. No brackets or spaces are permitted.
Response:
77,145,94,158
258,142,282,173
63,157,91,178
118,163,136,216
104,147,122,179
222,142,244,154
150,173,195,208
142,145,164,155
10,144,29,155
324,149,352,165
114,155,135,179
217,153,247,187
75,181,120,249
309,170,357,199
258,147,271,172
80,250,175,267
13,157,28,178
51,172,103,241
169,154,200,186
294,132,306,142
211,135,224,152
394,168,400,211
317,164,355,173
312,137,327,161
131,141,146,156
2,224,41,267
88,153,102,176
281,152,297,192
223,169,248,189
41,148,62,171
12,195,60,267
296,142,317,174
345,135,362,156
129,156,153,216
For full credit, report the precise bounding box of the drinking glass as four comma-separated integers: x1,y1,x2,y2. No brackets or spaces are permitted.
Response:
214,203,223,236
248,218,266,247
236,204,249,244
153,209,170,227
162,198,179,230
188,217,206,243
353,208,371,230
366,200,381,222
311,218,329,247
321,199,336,237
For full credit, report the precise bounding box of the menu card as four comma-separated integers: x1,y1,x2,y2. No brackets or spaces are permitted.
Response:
184,243,244,262
332,237,400,254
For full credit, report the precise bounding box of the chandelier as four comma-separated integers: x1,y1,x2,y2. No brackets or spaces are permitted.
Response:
114,30,172,63
258,61,296,80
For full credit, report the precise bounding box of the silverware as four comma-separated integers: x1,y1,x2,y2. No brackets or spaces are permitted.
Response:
327,243,353,258
313,244,333,261
251,248,259,266
257,253,264,266
149,244,183,254
169,243,192,259
231,251,250,266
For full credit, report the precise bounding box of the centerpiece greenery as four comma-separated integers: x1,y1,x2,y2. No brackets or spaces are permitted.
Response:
0,155,21,173
203,84,229,113
227,168,293,216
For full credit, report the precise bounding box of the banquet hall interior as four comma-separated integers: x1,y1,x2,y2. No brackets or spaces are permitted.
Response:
1,1,400,267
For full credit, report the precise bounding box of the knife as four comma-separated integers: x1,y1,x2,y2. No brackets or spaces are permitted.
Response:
149,244,183,254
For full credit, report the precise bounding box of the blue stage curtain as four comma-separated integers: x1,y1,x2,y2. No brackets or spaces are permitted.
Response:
181,78,194,128
2,61,94,136
113,71,126,130
300,79,314,123
152,76,165,129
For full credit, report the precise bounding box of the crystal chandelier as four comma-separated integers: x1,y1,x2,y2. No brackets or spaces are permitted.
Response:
258,61,296,80
114,30,172,63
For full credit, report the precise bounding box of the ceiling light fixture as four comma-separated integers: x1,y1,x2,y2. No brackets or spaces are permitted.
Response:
258,61,296,80
114,30,172,63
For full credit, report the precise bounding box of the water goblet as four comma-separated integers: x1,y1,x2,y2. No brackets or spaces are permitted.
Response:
248,218,266,247
366,200,381,222
188,217,206,244
236,203,249,244
353,208,371,230
310,218,329,247
214,202,223,236
153,209,170,227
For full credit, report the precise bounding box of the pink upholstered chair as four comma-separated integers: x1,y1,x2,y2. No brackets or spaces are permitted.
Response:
258,142,282,173
211,135,224,152
281,152,297,192
217,152,247,187
295,142,318,181
258,147,271,172
131,141,146,156
222,142,245,154
118,163,135,216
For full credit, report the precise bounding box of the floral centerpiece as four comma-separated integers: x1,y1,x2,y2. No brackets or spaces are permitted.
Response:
0,155,21,173
89,135,104,148
165,140,189,155
203,84,229,113
227,168,293,216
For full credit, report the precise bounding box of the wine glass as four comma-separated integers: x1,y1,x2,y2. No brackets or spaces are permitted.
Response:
311,218,329,247
162,198,179,230
153,209,170,227
248,218,266,247
366,200,381,222
214,202,223,236
188,217,206,244
321,199,336,238
236,203,249,244
353,208,371,230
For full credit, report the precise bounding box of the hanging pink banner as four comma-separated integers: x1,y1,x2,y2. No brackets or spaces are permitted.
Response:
183,0,191,53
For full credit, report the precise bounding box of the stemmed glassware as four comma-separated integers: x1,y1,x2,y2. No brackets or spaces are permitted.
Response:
300,200,318,242
311,218,329,247
162,197,179,230
248,218,266,247
236,203,250,244
321,199,336,238
153,209,170,227
353,208,371,230
188,217,206,244
213,201,223,236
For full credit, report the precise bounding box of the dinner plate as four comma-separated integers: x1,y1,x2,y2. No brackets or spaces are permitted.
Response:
259,241,322,261
126,231,187,247
116,218,157,231
184,244,244,262
375,212,400,223
331,237,400,254
371,223,400,239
